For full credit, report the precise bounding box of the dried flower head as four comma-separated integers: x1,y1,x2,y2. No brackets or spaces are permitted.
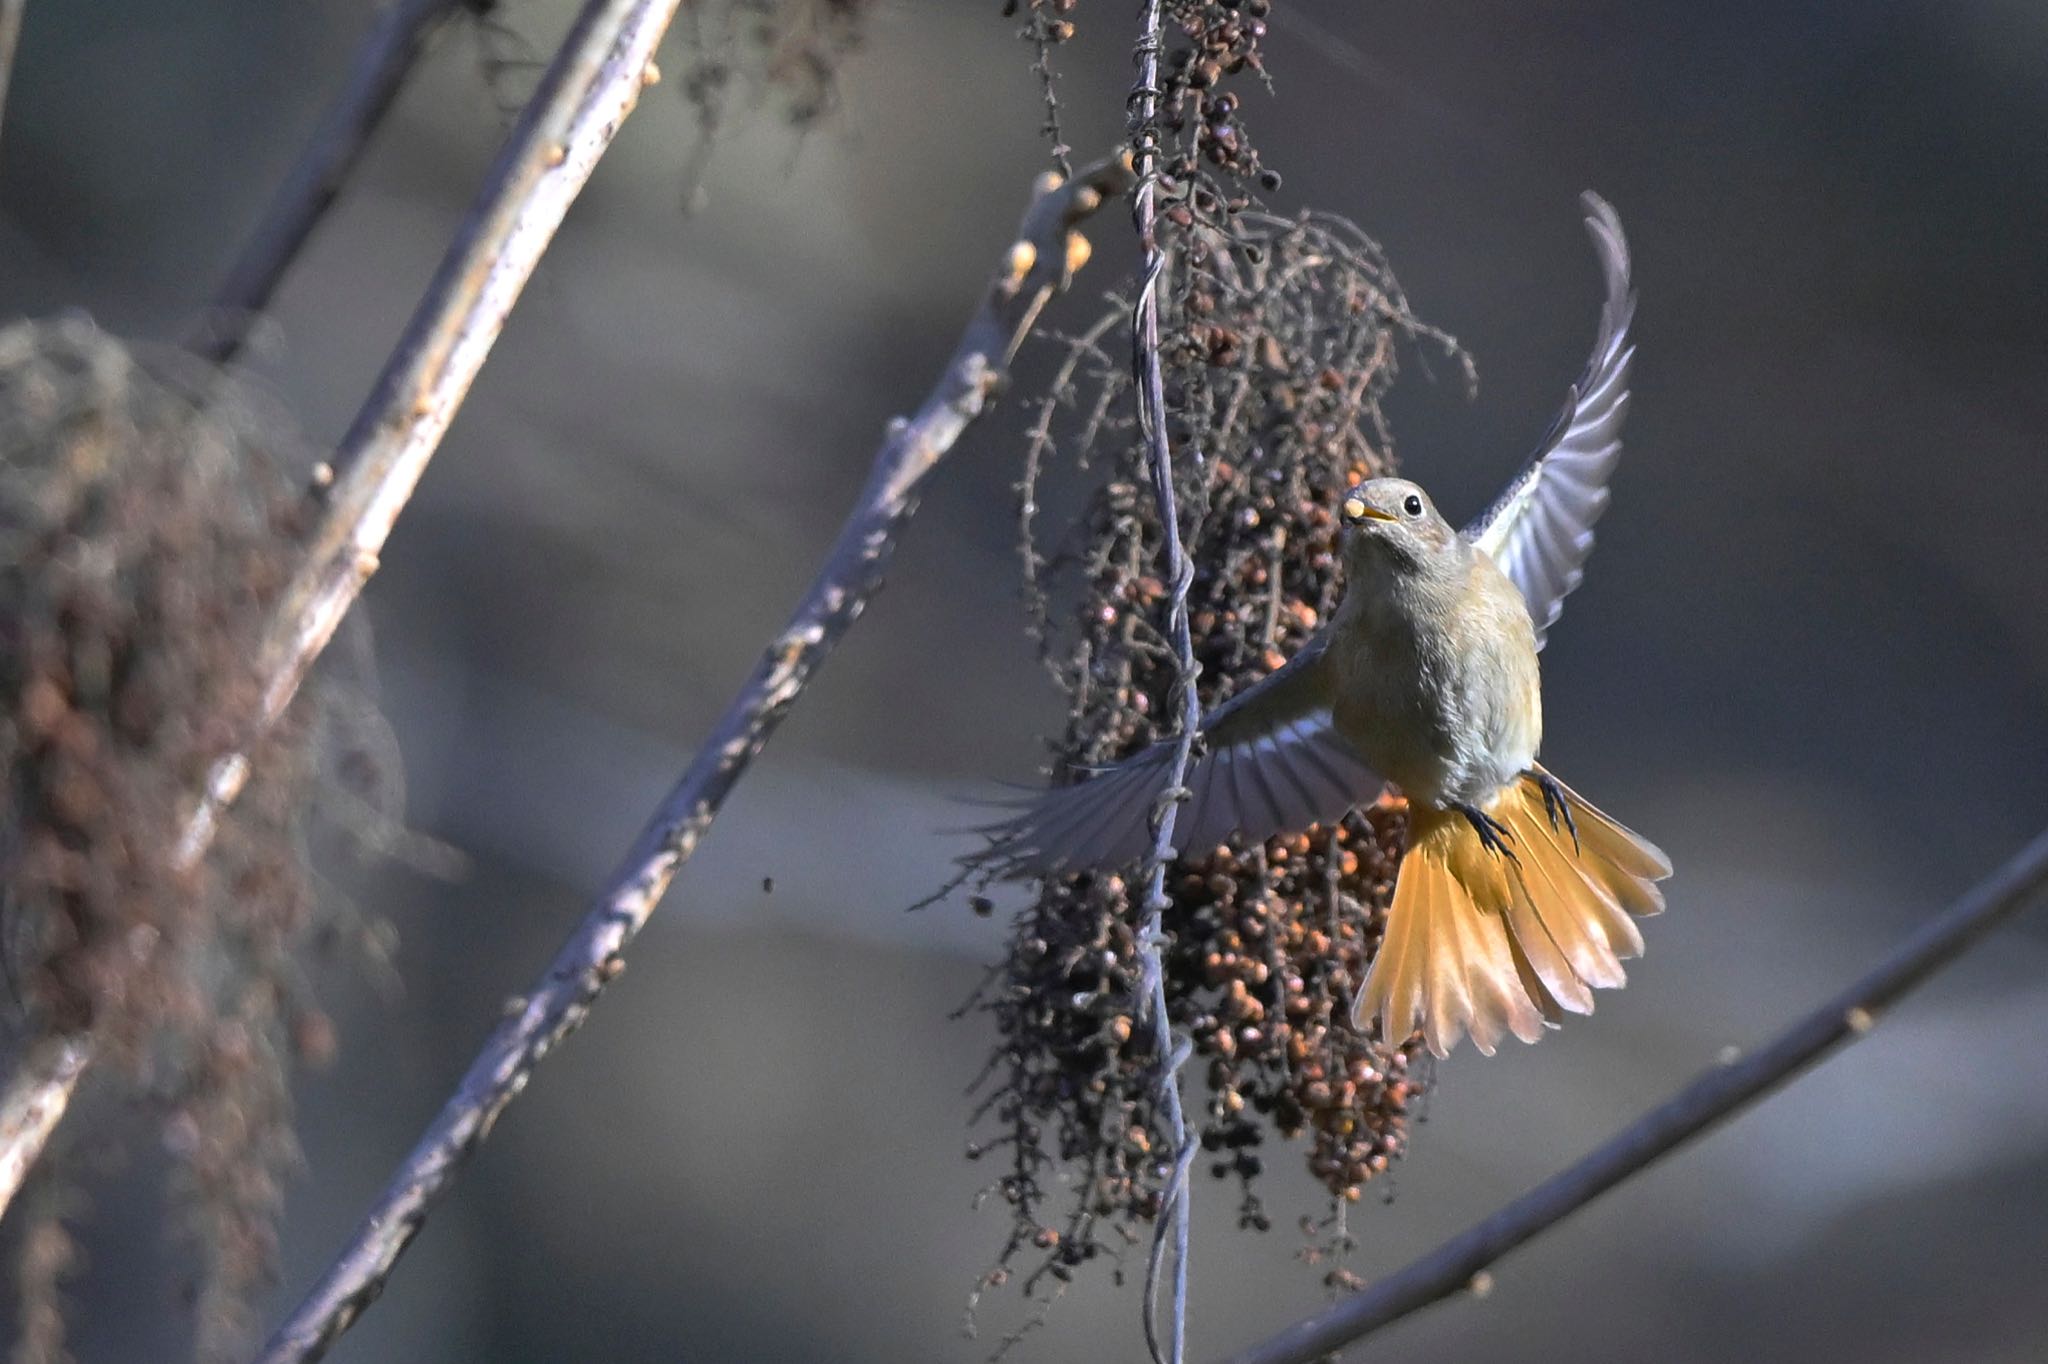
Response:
966,5,1475,1324
0,316,399,1361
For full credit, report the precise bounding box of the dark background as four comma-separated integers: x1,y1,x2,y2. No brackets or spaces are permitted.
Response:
3,1,2046,1360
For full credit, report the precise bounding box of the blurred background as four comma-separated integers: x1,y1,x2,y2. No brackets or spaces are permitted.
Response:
3,0,2046,1360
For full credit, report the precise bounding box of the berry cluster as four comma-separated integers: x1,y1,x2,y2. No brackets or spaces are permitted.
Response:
970,204,1471,1312
1013,0,1277,185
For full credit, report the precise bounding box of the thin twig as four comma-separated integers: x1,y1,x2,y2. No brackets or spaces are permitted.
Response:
0,0,22,151
1127,5,1198,1364
1026,1,1073,177
185,0,468,365
1215,824,2048,1364
251,153,1134,1364
0,0,680,1228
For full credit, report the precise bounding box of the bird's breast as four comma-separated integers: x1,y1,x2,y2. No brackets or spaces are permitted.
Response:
1327,557,1542,808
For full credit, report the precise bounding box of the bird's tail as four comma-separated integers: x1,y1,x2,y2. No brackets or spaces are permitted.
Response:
1353,765,1670,1058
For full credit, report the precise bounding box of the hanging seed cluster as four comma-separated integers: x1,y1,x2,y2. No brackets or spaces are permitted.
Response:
469,1,874,142
968,3,1476,1311
678,0,877,170
0,317,397,1362
1008,0,1277,183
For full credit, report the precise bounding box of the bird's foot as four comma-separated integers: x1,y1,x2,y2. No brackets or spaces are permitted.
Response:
1531,771,1580,853
1455,802,1520,865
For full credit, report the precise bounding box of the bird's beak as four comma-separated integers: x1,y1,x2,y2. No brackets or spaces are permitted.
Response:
1343,495,1395,524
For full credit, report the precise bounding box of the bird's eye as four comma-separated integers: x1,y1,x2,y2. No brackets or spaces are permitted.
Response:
1402,494,1424,517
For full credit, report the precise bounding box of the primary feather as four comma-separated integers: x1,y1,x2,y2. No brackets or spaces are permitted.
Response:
1464,192,1636,649
973,636,1384,875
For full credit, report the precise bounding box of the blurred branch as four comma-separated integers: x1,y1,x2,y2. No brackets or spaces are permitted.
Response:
253,151,1134,1364
0,1038,86,1208
185,0,681,871
0,0,21,150
1216,825,2048,1364
184,0,468,365
1126,5,1197,1364
0,0,680,1225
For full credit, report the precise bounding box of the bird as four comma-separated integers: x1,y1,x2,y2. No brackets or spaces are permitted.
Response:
973,192,1669,1058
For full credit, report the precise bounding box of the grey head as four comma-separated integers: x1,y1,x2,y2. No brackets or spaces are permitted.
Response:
1339,477,1464,577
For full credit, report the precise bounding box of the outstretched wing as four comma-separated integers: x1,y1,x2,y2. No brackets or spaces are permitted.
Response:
1465,192,1636,649
972,634,1384,876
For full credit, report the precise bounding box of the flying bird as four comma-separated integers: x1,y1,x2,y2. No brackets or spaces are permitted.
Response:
976,193,1669,1058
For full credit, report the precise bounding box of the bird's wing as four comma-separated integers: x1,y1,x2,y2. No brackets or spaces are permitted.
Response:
973,633,1385,876
1464,192,1636,650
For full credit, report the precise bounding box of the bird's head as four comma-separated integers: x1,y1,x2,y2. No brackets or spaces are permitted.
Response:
1339,477,1459,574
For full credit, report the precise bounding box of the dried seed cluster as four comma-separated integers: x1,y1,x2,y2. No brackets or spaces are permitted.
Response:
1010,0,1278,184
0,318,398,1362
968,2,1482,1319
679,0,878,184
0,319,306,1057
967,26,1474,1303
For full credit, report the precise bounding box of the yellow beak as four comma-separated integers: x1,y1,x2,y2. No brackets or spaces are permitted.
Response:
1343,496,1395,523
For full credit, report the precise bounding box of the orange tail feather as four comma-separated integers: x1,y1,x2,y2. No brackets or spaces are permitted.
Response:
1352,767,1669,1058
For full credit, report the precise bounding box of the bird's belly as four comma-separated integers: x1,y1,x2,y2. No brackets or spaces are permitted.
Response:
1330,630,1539,810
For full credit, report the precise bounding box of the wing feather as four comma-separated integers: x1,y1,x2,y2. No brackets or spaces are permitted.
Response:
1465,192,1636,649
971,634,1384,875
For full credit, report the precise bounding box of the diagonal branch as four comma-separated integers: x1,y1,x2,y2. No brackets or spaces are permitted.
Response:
184,0,469,366
0,0,681,1226
1215,824,2048,1364
252,152,1135,1364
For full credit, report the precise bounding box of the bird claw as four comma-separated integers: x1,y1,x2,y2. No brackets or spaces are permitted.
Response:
1455,803,1520,865
1532,772,1580,853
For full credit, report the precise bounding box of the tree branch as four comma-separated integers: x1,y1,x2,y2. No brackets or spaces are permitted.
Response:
184,0,468,366
251,152,1135,1364
1215,824,2048,1364
0,0,680,1225
1126,5,1198,1363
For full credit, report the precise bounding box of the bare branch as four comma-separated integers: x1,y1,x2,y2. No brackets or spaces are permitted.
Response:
0,0,680,1226
1126,5,1197,1363
184,0,468,366
251,152,1135,1364
1214,825,2048,1364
